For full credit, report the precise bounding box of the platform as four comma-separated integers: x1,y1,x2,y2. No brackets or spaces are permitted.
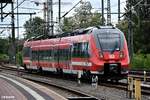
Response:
0,73,67,100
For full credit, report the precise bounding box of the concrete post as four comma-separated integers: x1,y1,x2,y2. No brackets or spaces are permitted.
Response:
92,75,98,89
127,76,134,98
77,70,81,86
144,71,146,82
134,79,141,100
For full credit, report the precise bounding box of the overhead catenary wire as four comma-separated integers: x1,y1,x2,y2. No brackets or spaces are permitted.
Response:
18,7,42,10
125,0,144,14
3,0,27,19
0,3,8,9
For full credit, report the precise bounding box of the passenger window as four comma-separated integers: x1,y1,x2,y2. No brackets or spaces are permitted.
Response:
72,42,89,58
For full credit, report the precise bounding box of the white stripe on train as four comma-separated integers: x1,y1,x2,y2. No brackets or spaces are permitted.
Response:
71,62,92,66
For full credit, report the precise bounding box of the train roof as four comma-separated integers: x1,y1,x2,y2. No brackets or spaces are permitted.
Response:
26,25,119,42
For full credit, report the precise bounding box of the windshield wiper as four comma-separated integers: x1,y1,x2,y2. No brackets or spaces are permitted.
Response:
111,41,119,54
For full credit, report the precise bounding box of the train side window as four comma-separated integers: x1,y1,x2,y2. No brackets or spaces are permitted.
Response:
73,43,77,57
39,51,41,60
47,50,49,61
43,51,45,61
45,50,48,61
39,50,44,61
54,49,58,61
78,43,82,57
31,51,35,60
50,49,53,61
40,51,43,61
59,49,62,61
72,42,89,58
65,49,68,60
49,50,52,61
42,51,44,60
83,42,89,58
23,47,31,57
34,51,38,60
62,49,65,61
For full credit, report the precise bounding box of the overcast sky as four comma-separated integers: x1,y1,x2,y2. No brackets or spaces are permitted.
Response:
0,0,126,38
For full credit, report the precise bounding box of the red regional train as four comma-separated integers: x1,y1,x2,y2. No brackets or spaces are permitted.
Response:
23,26,130,79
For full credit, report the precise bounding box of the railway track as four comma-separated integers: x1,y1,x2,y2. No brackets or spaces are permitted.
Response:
129,70,150,81
22,74,99,100
0,64,99,100
0,64,150,99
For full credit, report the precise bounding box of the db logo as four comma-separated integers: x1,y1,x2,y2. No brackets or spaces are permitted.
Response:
109,54,115,59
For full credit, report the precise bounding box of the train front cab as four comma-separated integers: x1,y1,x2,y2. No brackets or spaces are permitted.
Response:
92,27,130,79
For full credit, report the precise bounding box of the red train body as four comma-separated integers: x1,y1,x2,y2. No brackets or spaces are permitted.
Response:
23,26,130,78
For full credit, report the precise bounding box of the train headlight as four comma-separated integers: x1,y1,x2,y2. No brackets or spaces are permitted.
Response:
99,52,103,58
119,51,124,58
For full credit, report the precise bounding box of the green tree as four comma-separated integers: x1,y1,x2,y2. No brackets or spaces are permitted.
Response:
16,52,23,65
62,17,75,32
62,1,104,32
0,38,9,62
130,0,150,53
87,12,103,27
24,17,45,39
117,0,150,53
74,1,92,28
0,38,9,54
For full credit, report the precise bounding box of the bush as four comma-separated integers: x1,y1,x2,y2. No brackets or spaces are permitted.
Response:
131,54,150,70
0,54,9,63
16,52,23,66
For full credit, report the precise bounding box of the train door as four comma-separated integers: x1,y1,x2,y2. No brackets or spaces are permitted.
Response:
54,46,59,69
54,45,62,73
51,46,55,70
67,45,72,71
57,44,72,74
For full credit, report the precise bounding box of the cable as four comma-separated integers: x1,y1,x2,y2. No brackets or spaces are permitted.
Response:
18,7,42,10
91,1,126,10
0,3,8,9
1,0,35,36
126,0,144,13
111,1,126,8
3,0,27,18
14,0,27,10
61,0,82,18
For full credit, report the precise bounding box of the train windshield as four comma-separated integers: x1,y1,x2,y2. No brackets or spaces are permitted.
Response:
93,28,124,52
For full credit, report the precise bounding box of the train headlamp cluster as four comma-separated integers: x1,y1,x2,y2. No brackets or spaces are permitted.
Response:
99,52,103,58
119,51,124,58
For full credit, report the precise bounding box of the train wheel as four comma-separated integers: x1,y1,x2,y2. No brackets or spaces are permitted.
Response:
83,70,91,80
23,64,27,70
28,69,33,73
38,67,43,74
56,68,63,75
115,79,119,83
